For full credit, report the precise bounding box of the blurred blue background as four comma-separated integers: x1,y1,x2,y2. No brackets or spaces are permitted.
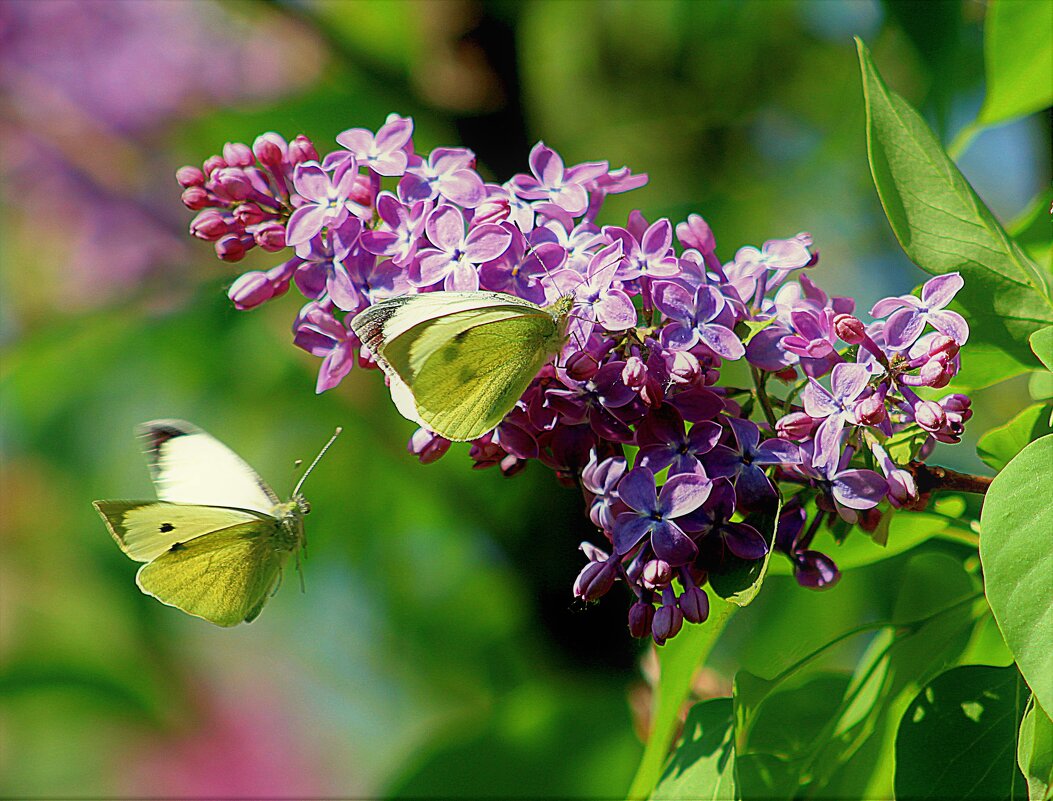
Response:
0,1,1047,797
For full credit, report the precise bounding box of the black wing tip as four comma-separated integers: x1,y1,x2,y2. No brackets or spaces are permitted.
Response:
136,419,201,451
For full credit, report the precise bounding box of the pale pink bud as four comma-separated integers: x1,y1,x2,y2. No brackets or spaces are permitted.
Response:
350,173,374,208
189,209,229,241
854,394,887,426
288,134,319,165
927,335,960,359
202,155,227,176
668,350,701,385
641,559,672,590
176,165,205,187
254,222,286,252
253,133,287,167
914,400,946,432
919,359,950,388
212,167,253,201
886,469,918,508
622,356,647,389
222,142,254,167
833,314,866,344
942,393,971,415
776,412,815,441
675,213,716,255
228,271,274,310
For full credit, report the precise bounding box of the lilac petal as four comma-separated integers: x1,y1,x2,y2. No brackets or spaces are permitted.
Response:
551,184,589,216
438,170,485,207
612,513,653,554
723,522,769,560
361,229,400,256
293,261,328,299
790,310,825,341
883,308,926,348
812,416,846,472
756,438,802,465
802,379,837,418
327,263,363,312
426,205,465,250
398,172,436,203
431,147,475,173
699,323,746,361
335,128,374,154
531,143,564,185
651,521,699,566
414,251,454,286
687,421,722,454
594,290,637,330
927,309,970,345
376,116,414,151
445,260,480,291
316,341,354,393
869,296,912,318
637,445,676,474
285,205,327,246
672,389,724,422
658,472,712,517
618,467,659,513
746,326,795,371
921,272,963,309
637,405,686,448
653,281,695,323
702,446,741,480
726,417,760,455
293,163,331,202
464,223,512,262
830,363,871,403
372,151,409,177
694,285,722,322
641,219,673,258
831,468,886,509
735,465,777,508
664,323,700,351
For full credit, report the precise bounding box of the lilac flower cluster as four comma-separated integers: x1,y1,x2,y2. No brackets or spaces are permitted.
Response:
178,114,973,644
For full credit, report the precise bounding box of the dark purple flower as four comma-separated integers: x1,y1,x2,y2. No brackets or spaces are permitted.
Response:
548,362,639,442
612,467,712,565
636,404,721,476
704,417,800,509
654,282,745,361
681,478,769,560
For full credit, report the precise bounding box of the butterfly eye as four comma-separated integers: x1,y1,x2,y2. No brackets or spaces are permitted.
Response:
299,499,312,515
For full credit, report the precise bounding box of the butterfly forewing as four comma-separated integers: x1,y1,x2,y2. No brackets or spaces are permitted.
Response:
93,501,271,562
135,521,287,627
395,314,559,440
138,420,279,515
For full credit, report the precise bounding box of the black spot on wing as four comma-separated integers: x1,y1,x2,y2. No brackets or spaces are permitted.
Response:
159,522,175,533
169,542,185,551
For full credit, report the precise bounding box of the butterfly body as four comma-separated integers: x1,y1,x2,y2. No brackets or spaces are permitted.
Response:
93,420,328,627
351,291,574,441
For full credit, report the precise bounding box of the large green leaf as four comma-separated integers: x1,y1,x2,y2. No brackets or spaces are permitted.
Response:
1009,190,1053,271
628,589,736,800
1018,696,1053,801
978,0,1053,126
977,402,1053,471
980,436,1053,713
856,39,1053,386
895,664,1028,800
650,698,736,801
1032,326,1053,372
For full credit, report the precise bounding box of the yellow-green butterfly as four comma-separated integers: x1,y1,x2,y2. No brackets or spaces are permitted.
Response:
351,291,575,441
94,420,340,627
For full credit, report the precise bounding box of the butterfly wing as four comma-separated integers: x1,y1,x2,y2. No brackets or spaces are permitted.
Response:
384,310,561,440
137,420,279,515
94,500,271,562
135,521,289,627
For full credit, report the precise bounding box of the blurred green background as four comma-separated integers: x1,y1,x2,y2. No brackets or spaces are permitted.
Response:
0,1,1047,798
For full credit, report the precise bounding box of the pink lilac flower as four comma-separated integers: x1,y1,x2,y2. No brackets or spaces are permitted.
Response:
293,303,357,393
869,272,969,348
509,142,607,217
409,205,512,291
286,161,369,250
398,147,485,208
552,242,636,341
331,115,413,177
360,193,432,267
654,283,746,361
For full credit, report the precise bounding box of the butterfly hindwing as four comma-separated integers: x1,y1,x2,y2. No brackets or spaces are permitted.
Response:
93,500,271,562
137,420,280,515
135,521,287,627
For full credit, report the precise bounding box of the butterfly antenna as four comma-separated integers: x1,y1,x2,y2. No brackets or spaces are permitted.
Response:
292,426,343,497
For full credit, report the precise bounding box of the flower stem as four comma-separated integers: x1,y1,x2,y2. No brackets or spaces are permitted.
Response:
751,366,778,429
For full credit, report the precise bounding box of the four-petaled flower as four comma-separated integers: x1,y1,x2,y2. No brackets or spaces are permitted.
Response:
613,467,712,566
870,272,969,348
654,282,746,361
802,362,871,467
704,417,801,509
399,147,486,208
286,161,369,250
410,205,512,291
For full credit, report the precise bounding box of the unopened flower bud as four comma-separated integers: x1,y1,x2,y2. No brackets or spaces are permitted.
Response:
857,507,882,532
254,222,286,252
622,356,647,389
408,427,451,464
641,559,672,590
181,185,212,210
914,399,946,432
639,377,665,407
350,173,374,208
854,394,887,426
288,134,318,165
566,350,599,381
678,586,709,623
941,393,971,415
176,165,205,187
628,601,656,638
776,412,815,441
222,141,254,167
927,334,960,359
202,155,227,176
234,202,267,227
189,209,229,241
668,350,701,385
253,133,287,167
774,366,797,383
793,551,840,589
833,314,866,344
228,271,274,310
212,167,253,201
652,603,684,645
675,214,716,255
919,358,950,388
573,558,618,602
215,233,252,262
886,468,918,507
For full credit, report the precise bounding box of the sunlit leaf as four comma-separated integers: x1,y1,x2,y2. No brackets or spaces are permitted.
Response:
977,402,1053,471
1018,696,1053,801
980,435,1053,713
651,698,736,801
895,664,1028,800
978,0,1053,125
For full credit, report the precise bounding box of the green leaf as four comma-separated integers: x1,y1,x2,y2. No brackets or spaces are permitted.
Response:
1033,326,1053,372
978,403,1053,471
651,698,736,801
980,435,1053,713
895,664,1028,800
1018,696,1053,801
710,498,780,607
1008,189,1053,270
978,0,1053,126
883,425,929,464
856,38,1053,386
628,589,736,801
